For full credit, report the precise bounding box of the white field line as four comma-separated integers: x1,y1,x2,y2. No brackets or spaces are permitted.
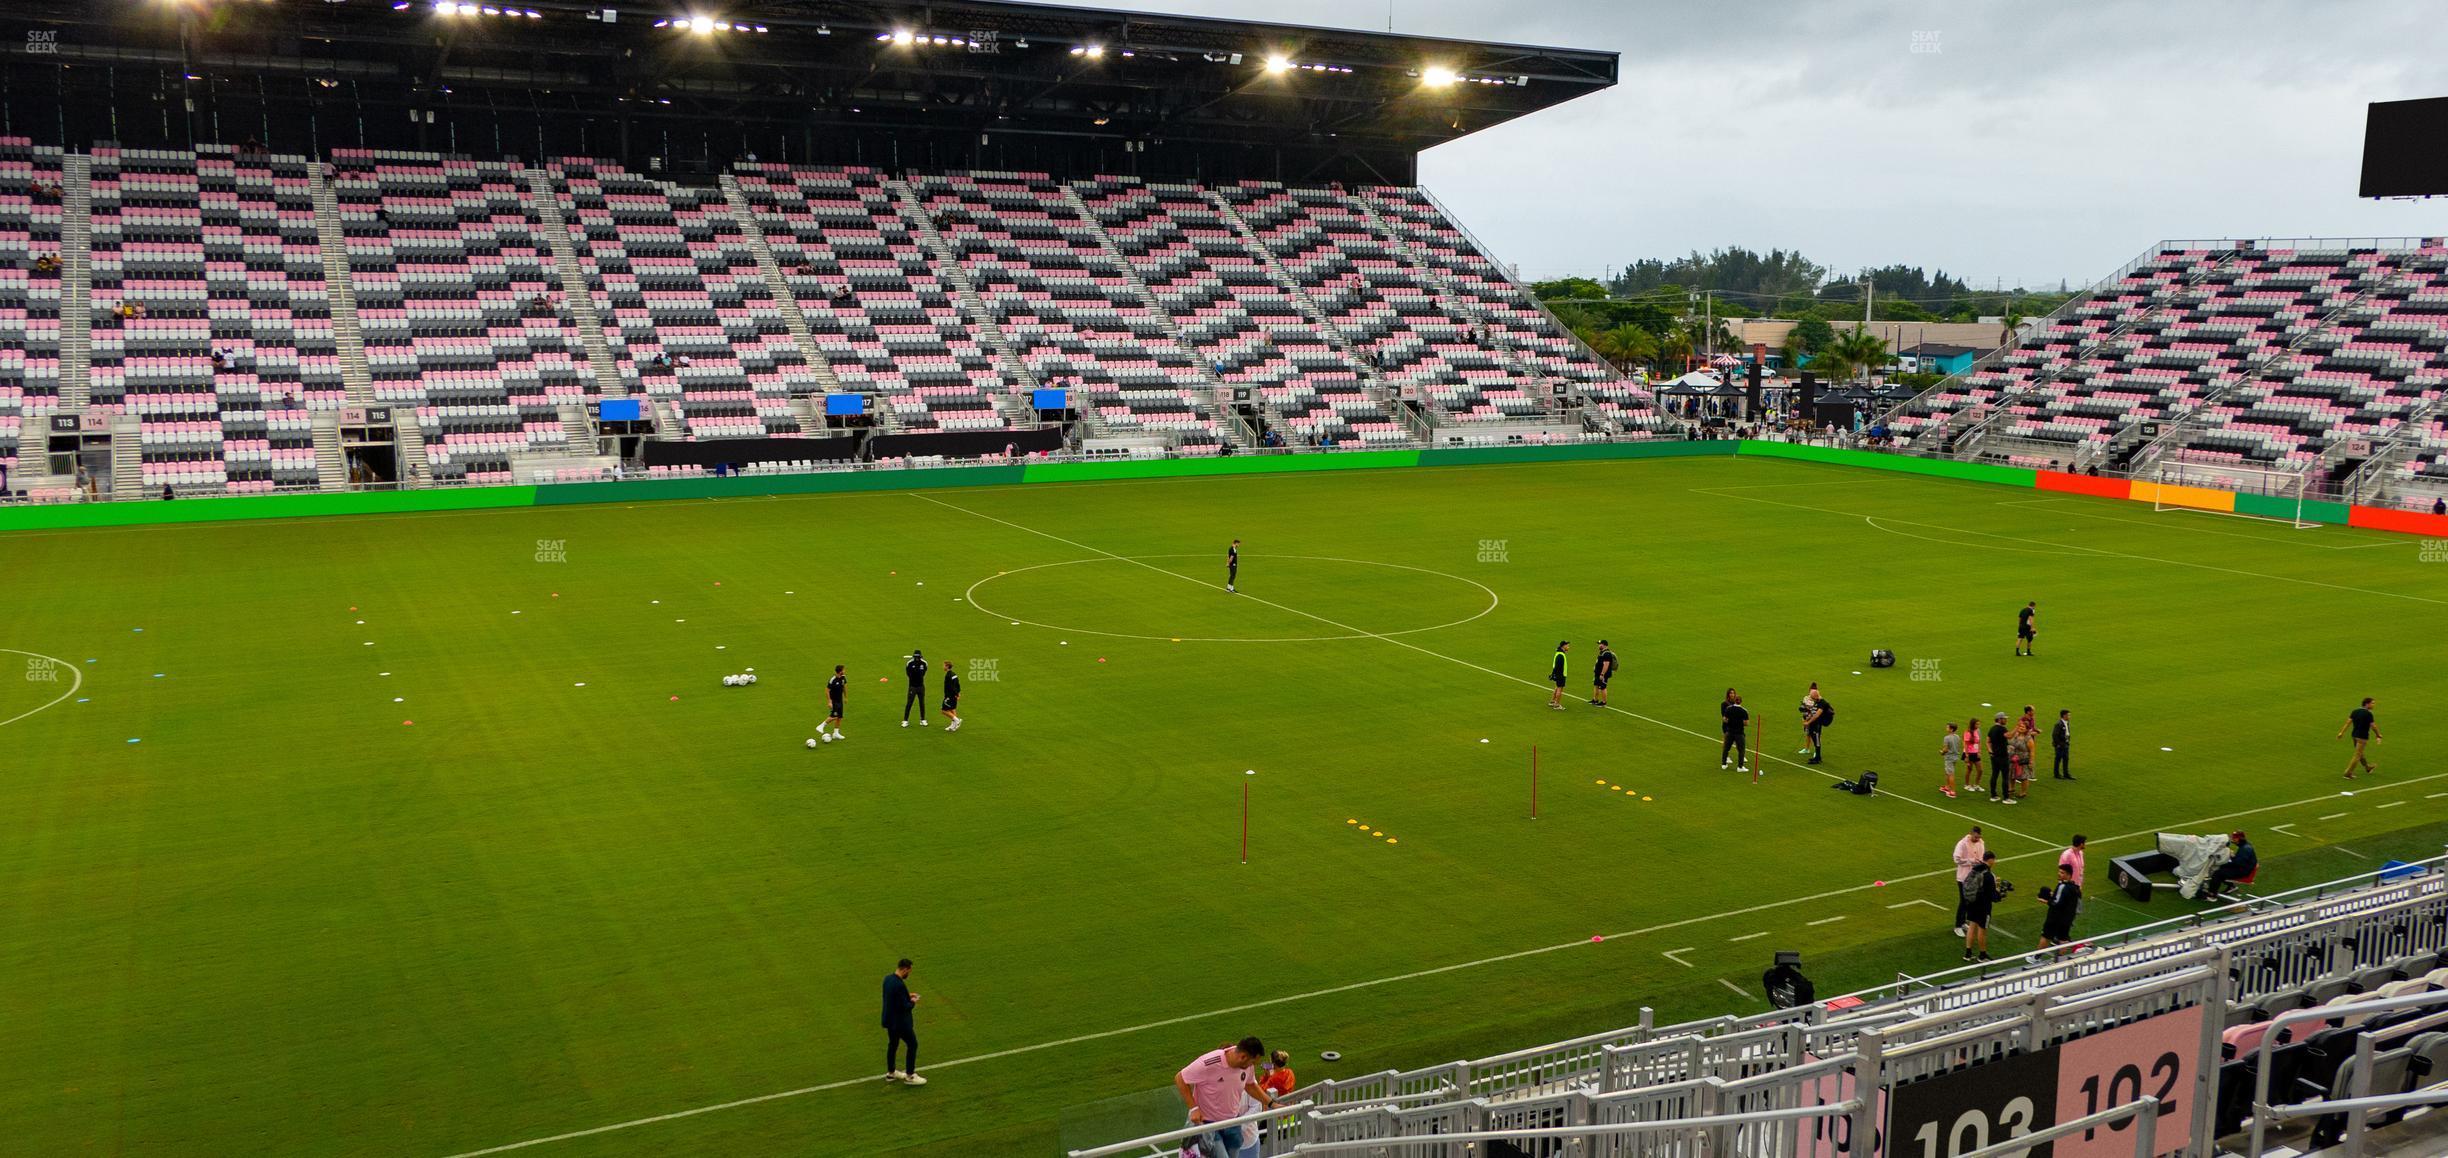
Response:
0,649,84,729
2429,793,2448,800
1662,948,1697,968
1889,899,1945,911
1807,916,1848,927
2376,801,2409,810
1729,931,1773,942
914,494,2056,848
440,769,2448,1157
1692,488,2447,606
1719,979,1754,999
1990,495,2401,551
2320,813,2351,821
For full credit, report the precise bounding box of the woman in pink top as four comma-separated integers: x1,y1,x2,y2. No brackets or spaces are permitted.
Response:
2060,835,2088,911
1952,826,1986,934
1962,717,1984,794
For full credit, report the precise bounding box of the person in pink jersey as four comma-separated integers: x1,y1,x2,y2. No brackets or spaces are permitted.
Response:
1174,1037,1273,1158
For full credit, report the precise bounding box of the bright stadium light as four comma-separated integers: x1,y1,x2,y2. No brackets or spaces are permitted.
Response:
688,14,713,34
1420,65,1458,88
1263,54,1291,74
891,29,916,45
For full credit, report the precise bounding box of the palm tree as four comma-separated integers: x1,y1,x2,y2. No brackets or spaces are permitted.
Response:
1822,328,1893,386
1591,323,1657,371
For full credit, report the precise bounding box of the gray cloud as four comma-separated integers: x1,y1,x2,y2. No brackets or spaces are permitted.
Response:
1055,0,2448,290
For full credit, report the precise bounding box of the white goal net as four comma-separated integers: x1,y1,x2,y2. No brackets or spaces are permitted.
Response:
2152,459,2319,529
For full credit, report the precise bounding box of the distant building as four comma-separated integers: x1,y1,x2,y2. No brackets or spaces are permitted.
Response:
1725,319,2005,362
1898,342,1979,376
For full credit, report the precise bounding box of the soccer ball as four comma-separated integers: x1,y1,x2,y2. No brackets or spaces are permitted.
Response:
745,674,758,685
805,737,817,748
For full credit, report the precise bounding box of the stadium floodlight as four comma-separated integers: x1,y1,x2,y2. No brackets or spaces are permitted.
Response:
891,29,916,46
1420,65,1458,88
1263,54,1291,74
1071,43,1104,59
687,15,713,34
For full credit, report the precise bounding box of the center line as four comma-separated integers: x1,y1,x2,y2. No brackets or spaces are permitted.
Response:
910,493,2053,847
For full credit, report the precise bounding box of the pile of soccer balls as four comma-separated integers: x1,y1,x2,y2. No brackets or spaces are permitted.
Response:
721,670,758,687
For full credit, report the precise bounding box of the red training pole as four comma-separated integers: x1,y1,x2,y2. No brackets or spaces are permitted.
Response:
1531,743,1540,819
1240,781,1249,864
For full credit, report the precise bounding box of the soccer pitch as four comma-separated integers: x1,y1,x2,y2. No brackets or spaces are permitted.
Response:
3,454,2443,1156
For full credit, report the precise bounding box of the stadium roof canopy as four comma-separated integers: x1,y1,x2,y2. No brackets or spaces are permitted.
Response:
0,0,1617,183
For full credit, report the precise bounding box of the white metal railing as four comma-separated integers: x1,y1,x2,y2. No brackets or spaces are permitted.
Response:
1065,1099,1313,1158
1285,1099,1862,1156
2249,987,2448,1156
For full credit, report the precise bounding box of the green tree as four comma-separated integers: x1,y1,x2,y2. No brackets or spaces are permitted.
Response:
1588,323,1658,370
1531,276,1610,303
1788,315,1837,355
1816,327,1894,385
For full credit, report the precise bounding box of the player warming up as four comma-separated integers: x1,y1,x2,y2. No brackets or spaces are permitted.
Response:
1226,539,1240,593
1591,639,1618,708
1548,641,1571,710
2015,601,2037,657
940,660,964,733
2338,696,2381,779
902,649,930,727
815,664,847,744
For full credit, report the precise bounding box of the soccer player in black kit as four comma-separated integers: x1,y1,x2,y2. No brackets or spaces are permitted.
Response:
1226,539,1240,593
2015,601,2037,657
1720,689,1750,773
1591,639,1618,708
821,664,847,743
940,660,963,733
902,649,930,727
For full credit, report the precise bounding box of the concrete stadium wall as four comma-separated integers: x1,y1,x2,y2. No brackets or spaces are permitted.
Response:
5,439,2445,538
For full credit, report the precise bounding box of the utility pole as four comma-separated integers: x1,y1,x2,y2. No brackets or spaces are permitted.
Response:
1862,276,1873,325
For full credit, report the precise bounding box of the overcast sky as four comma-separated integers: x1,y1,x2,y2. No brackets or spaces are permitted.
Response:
1058,0,2448,290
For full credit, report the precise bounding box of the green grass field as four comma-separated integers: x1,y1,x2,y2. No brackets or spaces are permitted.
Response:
4,454,2444,1157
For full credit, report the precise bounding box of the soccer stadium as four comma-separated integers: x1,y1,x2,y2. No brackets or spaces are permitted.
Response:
4,2,2448,1156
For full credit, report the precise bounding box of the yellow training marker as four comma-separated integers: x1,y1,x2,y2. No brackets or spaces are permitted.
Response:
1385,838,1397,844
1595,779,1607,785
1642,795,1654,801
1345,819,1356,825
1370,830,1384,837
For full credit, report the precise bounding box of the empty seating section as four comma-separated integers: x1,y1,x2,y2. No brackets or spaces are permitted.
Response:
1890,243,2448,487
3,142,1678,498
1889,247,2228,443
911,172,1219,448
87,147,229,490
545,159,811,439
332,149,585,484
2179,246,2448,466
0,138,65,479
730,164,1006,431
1073,176,1388,447
201,146,341,490
1223,181,1521,434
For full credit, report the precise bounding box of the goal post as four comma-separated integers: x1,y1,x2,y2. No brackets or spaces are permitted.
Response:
2150,459,2319,529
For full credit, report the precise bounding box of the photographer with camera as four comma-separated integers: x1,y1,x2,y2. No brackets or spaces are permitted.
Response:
1959,851,2008,962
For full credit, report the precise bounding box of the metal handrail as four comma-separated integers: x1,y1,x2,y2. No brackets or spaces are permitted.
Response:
1283,1099,1863,1153
1964,1096,2160,1158
2249,987,2448,1156
1064,1099,1313,1158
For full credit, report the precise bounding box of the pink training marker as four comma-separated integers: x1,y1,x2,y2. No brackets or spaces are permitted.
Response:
1874,880,1888,887
1590,935,1604,943
669,695,679,701
402,720,414,726
1097,657,1107,663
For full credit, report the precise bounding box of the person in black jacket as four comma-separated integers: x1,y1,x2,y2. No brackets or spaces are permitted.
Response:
2050,709,2074,780
2037,864,2082,950
1591,640,1617,708
902,649,929,727
1719,690,1750,774
882,958,924,1085
1987,714,2014,803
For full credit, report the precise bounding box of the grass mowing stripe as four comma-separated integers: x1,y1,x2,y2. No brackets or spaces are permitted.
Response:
436,769,2448,1156
1697,488,2447,606
909,493,2057,849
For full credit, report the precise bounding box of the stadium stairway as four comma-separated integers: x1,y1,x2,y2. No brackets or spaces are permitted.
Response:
556,398,596,455
308,162,376,408
58,154,91,413
649,396,684,440
522,169,627,400
1056,182,1244,444
713,174,844,398
311,410,345,490
1345,190,1545,389
882,177,1043,400
393,414,430,484
108,413,139,497
1203,186,1394,405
